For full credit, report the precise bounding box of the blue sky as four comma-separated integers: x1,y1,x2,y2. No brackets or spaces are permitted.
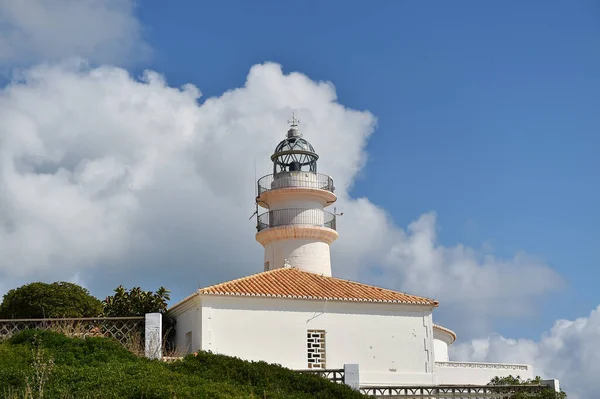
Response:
0,2,598,394
135,1,600,337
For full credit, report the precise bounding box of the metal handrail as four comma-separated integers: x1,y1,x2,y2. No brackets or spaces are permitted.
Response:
297,369,344,384
359,384,548,397
257,208,336,232
257,172,334,197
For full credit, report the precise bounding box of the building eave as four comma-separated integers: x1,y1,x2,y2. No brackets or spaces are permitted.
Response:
198,291,438,308
168,290,201,316
433,324,457,344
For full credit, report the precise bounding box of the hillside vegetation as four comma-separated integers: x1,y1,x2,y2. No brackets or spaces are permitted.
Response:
0,330,365,399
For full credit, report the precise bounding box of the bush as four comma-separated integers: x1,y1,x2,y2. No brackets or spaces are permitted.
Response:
488,375,567,399
0,330,365,399
0,282,102,319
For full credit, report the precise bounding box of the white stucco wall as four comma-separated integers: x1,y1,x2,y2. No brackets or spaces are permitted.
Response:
264,239,331,274
432,328,454,362
171,299,201,354
270,172,323,190
433,338,449,362
268,197,326,211
435,361,534,385
170,295,536,387
199,296,436,386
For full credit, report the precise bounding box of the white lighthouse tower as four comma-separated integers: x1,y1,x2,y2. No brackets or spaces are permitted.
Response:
255,116,338,276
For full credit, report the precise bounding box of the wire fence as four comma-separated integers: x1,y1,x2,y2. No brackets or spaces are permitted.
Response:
0,317,145,347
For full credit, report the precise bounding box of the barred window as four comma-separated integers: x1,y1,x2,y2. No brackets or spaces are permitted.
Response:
307,329,326,369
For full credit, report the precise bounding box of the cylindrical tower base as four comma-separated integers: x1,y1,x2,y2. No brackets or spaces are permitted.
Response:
256,225,338,277
264,239,332,276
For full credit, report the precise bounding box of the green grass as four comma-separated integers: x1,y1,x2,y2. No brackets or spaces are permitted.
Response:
0,330,366,399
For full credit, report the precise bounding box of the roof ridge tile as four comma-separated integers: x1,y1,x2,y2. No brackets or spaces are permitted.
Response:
197,267,437,306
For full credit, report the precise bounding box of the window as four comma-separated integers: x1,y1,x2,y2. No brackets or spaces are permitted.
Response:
264,261,270,271
307,329,326,369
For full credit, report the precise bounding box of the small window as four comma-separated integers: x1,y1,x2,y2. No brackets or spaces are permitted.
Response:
307,329,326,369
264,261,270,271
185,331,192,354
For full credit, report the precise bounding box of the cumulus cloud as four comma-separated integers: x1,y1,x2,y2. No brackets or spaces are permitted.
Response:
0,61,374,292
0,61,563,340
451,306,600,399
369,212,564,335
0,0,150,67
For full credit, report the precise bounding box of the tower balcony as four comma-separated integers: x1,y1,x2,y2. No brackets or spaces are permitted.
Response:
257,208,336,232
256,172,336,207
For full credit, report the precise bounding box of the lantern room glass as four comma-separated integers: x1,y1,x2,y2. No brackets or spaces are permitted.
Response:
271,136,319,175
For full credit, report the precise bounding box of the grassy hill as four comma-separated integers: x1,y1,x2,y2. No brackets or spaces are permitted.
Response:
0,330,365,399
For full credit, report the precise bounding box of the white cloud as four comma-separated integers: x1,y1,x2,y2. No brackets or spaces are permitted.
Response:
0,0,150,67
451,305,600,399
0,61,563,340
0,61,375,291
371,212,564,335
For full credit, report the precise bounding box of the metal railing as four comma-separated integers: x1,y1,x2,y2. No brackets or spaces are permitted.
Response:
297,369,344,384
257,172,334,197
360,384,548,398
257,208,336,232
435,361,530,371
294,368,556,398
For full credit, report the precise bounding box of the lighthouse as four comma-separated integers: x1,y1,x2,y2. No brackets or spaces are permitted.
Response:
170,118,538,390
255,116,338,276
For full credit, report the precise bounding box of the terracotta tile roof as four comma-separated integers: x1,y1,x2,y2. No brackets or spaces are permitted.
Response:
194,267,438,306
433,324,457,343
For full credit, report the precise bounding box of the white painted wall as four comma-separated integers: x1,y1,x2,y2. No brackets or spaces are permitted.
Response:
264,239,331,274
270,172,323,191
171,295,537,387
171,299,201,354
433,338,449,362
268,197,326,212
199,296,436,386
435,361,534,385
432,328,453,362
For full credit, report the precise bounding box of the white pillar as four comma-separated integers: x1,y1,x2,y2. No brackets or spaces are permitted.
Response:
145,313,162,360
542,379,561,393
343,364,360,390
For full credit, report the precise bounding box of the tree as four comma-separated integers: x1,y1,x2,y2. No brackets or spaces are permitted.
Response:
0,282,103,319
489,375,567,399
102,285,176,348
102,286,170,316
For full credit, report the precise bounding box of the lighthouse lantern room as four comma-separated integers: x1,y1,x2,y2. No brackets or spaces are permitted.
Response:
255,116,338,276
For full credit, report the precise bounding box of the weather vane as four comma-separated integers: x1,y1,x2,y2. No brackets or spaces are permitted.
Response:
288,112,300,128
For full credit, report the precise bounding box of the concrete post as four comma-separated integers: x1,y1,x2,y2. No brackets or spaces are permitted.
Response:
145,313,162,360
343,364,360,390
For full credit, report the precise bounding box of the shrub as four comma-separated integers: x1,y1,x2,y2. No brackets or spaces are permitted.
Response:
488,375,567,399
0,330,365,399
0,282,102,319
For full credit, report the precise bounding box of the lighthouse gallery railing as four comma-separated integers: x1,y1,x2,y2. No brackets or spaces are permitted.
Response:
257,208,336,232
257,172,334,197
